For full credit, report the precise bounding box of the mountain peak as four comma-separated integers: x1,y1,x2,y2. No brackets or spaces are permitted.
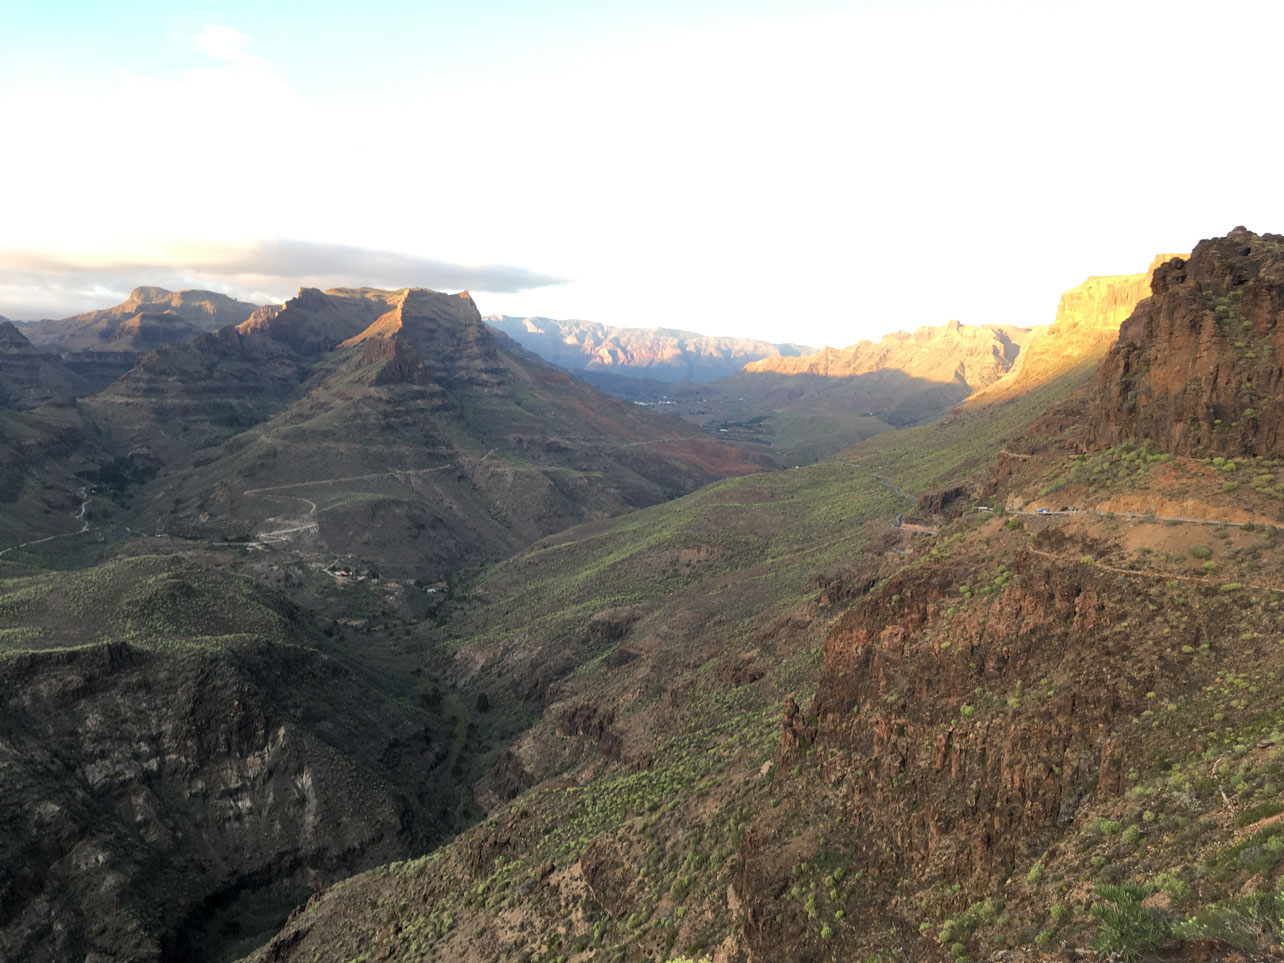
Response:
126,285,175,305
341,288,483,349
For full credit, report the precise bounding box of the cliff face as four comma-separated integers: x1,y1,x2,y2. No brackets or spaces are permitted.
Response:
969,255,1179,404
0,559,452,963
1092,227,1284,457
743,320,1032,392
343,289,507,390
485,314,813,382
736,507,1282,961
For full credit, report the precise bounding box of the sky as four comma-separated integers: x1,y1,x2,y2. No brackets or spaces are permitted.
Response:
3,0,1283,346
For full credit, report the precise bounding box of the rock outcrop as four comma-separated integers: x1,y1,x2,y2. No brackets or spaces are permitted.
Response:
0,559,451,963
1092,227,1284,457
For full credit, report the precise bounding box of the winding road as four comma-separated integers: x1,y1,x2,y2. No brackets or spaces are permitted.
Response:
235,462,462,546
875,475,939,534
0,487,93,559
873,471,1275,542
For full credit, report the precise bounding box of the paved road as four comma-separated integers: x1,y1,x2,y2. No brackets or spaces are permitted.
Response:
874,473,1265,540
875,475,919,506
874,476,940,535
1009,506,1264,529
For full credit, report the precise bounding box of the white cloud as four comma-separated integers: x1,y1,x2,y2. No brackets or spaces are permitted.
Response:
0,239,567,319
192,25,256,65
2,3,1283,342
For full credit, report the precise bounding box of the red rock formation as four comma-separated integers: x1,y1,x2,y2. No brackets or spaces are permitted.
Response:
1092,227,1284,457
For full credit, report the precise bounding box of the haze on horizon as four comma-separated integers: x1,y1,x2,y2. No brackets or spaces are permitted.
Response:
3,0,1283,346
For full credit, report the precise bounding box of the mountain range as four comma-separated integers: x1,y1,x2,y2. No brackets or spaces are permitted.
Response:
2,229,1280,963
483,314,814,382
241,229,1284,963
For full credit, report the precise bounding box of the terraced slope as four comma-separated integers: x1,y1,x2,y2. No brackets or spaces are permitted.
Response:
0,321,87,407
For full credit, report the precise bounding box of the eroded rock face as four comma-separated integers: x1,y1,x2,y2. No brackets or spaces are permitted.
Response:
736,538,1230,961
0,640,449,963
969,255,1178,406
1092,227,1284,457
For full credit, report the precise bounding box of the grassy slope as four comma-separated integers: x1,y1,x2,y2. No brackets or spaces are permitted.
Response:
239,359,1099,963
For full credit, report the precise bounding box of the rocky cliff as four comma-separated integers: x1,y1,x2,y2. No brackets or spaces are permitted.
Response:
969,255,1179,405
0,558,453,963
485,314,813,382
743,320,1032,393
1092,227,1284,457
738,503,1284,961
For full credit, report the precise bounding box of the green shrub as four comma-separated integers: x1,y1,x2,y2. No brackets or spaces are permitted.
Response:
1170,890,1284,952
1153,872,1190,899
1091,882,1168,963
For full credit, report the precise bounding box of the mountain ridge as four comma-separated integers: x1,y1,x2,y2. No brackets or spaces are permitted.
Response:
485,313,814,383
742,319,1032,387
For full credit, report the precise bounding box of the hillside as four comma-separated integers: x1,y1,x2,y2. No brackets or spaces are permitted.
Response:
236,348,1099,963
485,314,814,382
742,320,1030,385
23,286,267,355
19,287,271,393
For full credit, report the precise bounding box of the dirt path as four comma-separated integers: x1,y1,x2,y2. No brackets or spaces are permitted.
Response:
1026,546,1282,594
242,463,456,498
235,463,461,548
0,487,92,559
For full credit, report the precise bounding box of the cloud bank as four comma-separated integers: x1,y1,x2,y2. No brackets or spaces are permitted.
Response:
0,239,568,319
